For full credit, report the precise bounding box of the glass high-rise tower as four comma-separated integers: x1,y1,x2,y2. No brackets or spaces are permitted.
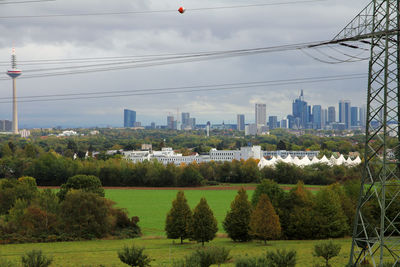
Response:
124,109,136,127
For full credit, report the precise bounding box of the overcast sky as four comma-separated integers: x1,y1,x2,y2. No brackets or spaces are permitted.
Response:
0,0,370,128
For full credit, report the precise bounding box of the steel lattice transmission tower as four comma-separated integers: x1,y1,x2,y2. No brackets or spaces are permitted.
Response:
330,0,400,265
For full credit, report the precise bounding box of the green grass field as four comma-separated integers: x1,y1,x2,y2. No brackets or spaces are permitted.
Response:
0,237,352,266
105,189,251,236
0,186,345,266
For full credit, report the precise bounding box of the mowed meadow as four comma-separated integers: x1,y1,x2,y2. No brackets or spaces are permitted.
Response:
0,185,353,267
106,187,254,236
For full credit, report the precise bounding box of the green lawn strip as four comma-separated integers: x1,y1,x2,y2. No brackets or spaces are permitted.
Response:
0,237,352,267
106,189,252,236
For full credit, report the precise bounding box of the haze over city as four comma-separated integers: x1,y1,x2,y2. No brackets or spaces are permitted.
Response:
0,0,368,128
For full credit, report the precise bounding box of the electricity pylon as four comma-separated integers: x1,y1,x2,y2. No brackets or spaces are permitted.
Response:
327,0,400,265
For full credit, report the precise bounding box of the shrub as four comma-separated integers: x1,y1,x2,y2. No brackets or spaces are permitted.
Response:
21,250,53,267
176,247,231,267
235,256,268,267
117,245,152,267
313,241,341,267
266,249,297,267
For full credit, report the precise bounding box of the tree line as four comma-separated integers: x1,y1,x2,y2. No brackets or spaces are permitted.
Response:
0,175,140,244
164,178,394,243
0,145,361,186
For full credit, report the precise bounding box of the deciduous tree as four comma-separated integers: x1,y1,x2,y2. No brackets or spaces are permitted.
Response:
249,194,281,244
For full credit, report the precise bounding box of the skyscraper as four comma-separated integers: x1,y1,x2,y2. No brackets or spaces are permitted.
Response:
351,106,359,127
321,108,327,129
359,105,367,128
167,115,175,130
255,104,266,126
181,112,190,126
124,109,136,127
237,114,245,131
339,100,351,129
312,105,322,129
328,106,336,124
291,90,308,129
268,116,278,130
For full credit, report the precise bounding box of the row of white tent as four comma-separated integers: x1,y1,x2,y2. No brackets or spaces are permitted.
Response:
258,155,362,169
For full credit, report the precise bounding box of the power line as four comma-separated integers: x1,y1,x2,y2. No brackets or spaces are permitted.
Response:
0,40,344,80
0,0,326,19
0,0,54,4
0,73,366,104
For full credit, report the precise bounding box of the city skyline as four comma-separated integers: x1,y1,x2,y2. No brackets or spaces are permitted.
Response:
121,92,365,130
0,0,367,128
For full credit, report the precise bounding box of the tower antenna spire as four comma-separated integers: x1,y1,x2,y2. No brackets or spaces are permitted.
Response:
6,48,22,134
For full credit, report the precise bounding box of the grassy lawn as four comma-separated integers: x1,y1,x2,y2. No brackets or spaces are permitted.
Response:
0,237,352,266
105,189,251,236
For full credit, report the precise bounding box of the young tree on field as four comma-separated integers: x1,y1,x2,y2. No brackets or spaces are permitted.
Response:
191,197,218,246
249,194,281,244
313,241,341,267
223,188,253,242
165,191,193,244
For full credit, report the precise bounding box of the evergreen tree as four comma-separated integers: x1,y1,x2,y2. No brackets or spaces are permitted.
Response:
223,188,252,242
280,181,315,240
249,194,281,244
313,188,349,239
191,198,218,246
165,191,193,244
276,140,287,150
251,179,286,209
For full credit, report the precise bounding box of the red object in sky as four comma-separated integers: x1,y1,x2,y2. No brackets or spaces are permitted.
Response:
178,6,185,14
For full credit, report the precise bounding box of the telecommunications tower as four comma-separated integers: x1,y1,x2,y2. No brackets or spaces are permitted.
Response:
6,48,22,134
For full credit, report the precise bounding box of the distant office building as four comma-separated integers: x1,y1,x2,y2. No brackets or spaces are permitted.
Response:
0,120,12,132
245,123,258,136
189,118,196,129
322,109,327,128
20,129,30,138
280,119,287,129
167,115,175,130
339,100,351,129
134,122,142,127
124,109,136,127
291,90,308,129
268,116,278,130
360,105,367,127
237,114,245,131
150,122,156,129
328,106,336,124
351,107,359,127
312,105,322,129
182,113,190,126
255,103,267,126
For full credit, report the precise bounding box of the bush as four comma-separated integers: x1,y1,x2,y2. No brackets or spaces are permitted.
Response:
117,245,152,267
177,247,231,267
0,258,15,267
313,241,341,267
235,256,268,267
21,250,53,267
266,249,297,267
